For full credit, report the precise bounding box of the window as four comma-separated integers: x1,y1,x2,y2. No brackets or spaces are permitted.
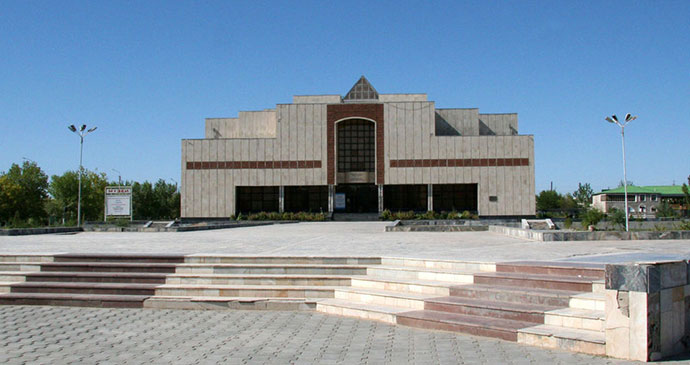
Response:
236,186,279,213
640,195,646,201
384,185,427,211
432,184,478,212
337,120,375,173
285,186,328,212
651,195,658,201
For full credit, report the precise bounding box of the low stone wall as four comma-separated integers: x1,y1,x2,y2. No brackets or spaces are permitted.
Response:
385,220,489,232
0,227,83,236
489,226,690,241
84,221,292,233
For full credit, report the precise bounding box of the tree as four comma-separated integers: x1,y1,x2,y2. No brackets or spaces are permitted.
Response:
0,161,49,226
49,169,108,223
581,207,605,228
131,179,179,220
536,190,562,211
608,208,626,230
656,201,677,218
573,183,594,208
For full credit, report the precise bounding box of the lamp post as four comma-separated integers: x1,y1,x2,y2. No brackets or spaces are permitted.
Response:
605,114,636,232
68,124,98,227
112,169,122,186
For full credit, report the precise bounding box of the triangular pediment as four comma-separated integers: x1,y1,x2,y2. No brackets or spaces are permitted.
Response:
344,76,379,101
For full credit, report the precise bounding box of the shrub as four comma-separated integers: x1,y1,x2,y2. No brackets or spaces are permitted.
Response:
381,209,392,221
678,221,690,231
580,208,604,229
608,208,626,230
563,217,572,229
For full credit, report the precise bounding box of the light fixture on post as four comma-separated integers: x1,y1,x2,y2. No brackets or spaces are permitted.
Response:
112,169,122,187
68,124,98,227
605,113,636,232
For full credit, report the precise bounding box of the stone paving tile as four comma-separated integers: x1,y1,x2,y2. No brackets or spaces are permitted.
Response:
0,306,664,364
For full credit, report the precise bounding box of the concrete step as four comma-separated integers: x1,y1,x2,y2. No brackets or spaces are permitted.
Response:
424,296,560,324
316,298,408,324
0,272,27,283
53,253,185,263
350,277,451,296
0,292,148,308
144,296,319,311
0,263,42,272
9,282,158,296
175,264,368,275
23,272,168,284
0,254,54,263
569,292,606,311
165,274,351,286
496,261,605,280
0,282,14,293
449,284,578,307
518,324,606,356
544,308,605,332
155,284,338,298
397,310,535,342
473,272,595,292
333,287,433,310
380,258,495,272
39,262,178,273
184,255,381,265
366,265,475,283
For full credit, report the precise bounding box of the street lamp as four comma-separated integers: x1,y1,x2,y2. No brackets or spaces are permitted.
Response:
112,169,122,186
68,124,98,227
605,113,636,232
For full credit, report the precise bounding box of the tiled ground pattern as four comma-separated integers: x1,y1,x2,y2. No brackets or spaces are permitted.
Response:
0,306,642,365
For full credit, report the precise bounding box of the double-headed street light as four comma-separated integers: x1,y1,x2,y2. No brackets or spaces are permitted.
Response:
605,113,636,232
68,124,98,227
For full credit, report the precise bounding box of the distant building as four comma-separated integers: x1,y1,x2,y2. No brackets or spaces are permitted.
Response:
180,76,535,218
592,185,686,217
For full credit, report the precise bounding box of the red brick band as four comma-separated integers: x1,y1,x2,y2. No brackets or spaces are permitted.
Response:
390,158,529,168
186,160,322,170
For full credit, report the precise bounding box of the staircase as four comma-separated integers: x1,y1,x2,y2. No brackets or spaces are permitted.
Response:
396,261,606,355
0,254,607,356
0,254,183,307
146,255,378,310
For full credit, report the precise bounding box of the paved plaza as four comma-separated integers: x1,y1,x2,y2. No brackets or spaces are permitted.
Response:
1,222,690,262
2,222,690,363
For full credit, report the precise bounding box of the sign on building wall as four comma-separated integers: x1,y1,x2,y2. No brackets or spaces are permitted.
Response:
105,186,133,220
335,193,346,210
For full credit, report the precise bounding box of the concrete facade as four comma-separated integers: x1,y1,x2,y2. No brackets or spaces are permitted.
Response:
181,77,535,218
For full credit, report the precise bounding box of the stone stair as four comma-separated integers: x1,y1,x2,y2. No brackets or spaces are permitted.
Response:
396,261,607,356
0,254,182,307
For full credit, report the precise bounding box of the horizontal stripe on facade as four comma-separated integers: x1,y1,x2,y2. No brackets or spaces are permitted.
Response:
389,158,529,168
186,160,323,170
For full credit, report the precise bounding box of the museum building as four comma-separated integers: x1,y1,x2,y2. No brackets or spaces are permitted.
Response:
180,77,535,218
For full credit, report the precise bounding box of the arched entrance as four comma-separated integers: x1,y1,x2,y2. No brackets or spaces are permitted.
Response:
335,118,378,213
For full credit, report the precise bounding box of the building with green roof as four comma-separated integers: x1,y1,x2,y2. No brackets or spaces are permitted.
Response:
592,185,686,217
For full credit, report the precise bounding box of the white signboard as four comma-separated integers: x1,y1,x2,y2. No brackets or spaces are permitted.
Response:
105,187,132,219
335,193,346,210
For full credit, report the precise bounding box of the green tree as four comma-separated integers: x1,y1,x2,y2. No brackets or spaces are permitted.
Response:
49,169,108,223
536,190,562,211
0,161,49,226
581,207,605,228
560,193,578,211
131,179,179,220
608,208,626,230
573,183,594,208
656,201,677,218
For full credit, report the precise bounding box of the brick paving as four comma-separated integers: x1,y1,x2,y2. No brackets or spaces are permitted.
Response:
0,306,647,364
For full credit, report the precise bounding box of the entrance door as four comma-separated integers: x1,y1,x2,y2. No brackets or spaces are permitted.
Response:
336,184,378,213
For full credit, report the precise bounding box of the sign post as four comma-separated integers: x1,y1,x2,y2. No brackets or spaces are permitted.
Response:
104,186,133,221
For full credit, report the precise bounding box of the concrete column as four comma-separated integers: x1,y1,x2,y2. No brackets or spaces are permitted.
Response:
279,186,285,213
328,185,335,213
427,184,433,212
378,185,384,213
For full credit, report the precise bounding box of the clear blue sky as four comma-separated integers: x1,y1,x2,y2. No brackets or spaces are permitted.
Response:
1,1,688,194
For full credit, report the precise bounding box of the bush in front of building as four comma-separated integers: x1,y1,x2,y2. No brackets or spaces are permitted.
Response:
380,209,478,221
231,211,326,221
580,207,605,229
